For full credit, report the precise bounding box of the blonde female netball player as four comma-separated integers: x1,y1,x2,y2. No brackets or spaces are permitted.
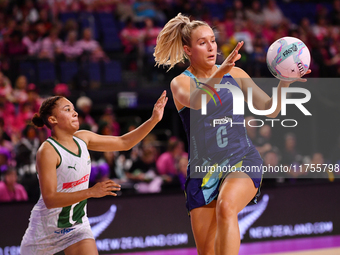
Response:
154,13,310,255
20,92,167,255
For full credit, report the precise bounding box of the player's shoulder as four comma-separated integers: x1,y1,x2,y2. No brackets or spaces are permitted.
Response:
37,140,58,159
170,73,192,90
74,130,91,146
171,73,191,85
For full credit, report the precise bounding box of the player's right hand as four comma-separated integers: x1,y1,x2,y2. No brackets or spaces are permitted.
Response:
90,180,121,197
220,41,244,74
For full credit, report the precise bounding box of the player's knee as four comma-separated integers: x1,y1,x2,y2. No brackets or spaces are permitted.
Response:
216,198,237,221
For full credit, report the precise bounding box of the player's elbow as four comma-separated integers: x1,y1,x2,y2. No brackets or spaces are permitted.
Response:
121,145,133,151
266,112,279,118
45,204,54,210
190,100,203,111
120,141,134,151
43,195,57,209
44,200,54,209
191,104,201,111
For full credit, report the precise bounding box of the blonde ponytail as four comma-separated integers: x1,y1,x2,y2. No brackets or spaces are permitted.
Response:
154,13,208,71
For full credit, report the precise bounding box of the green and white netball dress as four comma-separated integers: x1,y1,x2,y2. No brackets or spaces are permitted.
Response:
20,136,94,255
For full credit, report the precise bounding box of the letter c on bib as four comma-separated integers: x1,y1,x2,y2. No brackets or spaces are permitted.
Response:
216,126,228,148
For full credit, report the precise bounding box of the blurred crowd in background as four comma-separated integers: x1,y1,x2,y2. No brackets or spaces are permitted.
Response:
0,0,340,203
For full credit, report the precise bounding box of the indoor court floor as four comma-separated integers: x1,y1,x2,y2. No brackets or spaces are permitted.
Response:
113,235,340,255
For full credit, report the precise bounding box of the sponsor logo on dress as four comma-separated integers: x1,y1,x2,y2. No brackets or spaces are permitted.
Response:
63,174,89,189
68,163,77,171
54,228,75,235
212,116,233,127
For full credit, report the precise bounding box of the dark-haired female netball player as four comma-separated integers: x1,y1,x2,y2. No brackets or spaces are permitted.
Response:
20,91,167,255
154,13,310,255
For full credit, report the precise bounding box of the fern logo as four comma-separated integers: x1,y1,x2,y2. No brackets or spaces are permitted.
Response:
89,205,117,238
238,194,269,239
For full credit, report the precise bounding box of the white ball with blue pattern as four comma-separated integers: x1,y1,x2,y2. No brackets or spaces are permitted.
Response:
266,36,311,81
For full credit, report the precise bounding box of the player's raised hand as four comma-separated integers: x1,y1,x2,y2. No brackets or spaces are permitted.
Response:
282,69,312,86
220,41,244,74
90,180,121,197
151,90,168,123
296,69,312,82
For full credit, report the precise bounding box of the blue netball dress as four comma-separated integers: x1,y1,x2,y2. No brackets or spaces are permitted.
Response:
179,68,263,212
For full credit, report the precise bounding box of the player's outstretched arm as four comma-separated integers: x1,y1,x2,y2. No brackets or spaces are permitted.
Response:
75,90,168,152
231,67,311,118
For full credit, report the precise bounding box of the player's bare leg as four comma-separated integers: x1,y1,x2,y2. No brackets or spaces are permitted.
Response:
190,200,217,255
64,239,98,255
215,172,258,255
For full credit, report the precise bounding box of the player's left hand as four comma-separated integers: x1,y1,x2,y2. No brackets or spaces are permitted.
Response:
296,69,312,82
151,90,168,122
281,69,312,86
